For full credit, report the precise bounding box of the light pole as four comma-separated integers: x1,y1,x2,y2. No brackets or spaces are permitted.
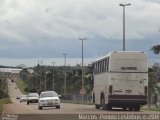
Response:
45,71,50,90
119,3,131,51
52,62,56,91
63,53,68,95
45,71,47,90
79,37,87,102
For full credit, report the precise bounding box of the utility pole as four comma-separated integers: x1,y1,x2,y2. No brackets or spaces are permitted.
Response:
63,53,68,95
52,62,56,91
43,60,47,91
119,3,131,51
79,38,87,102
39,60,43,91
45,68,47,91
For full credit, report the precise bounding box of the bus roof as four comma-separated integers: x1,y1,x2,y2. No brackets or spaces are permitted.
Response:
94,51,146,63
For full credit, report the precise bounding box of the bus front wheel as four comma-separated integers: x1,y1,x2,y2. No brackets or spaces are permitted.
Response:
95,104,100,109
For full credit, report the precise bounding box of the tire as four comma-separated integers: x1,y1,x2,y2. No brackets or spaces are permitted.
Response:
27,102,29,105
93,93,95,103
129,107,133,111
106,104,112,110
134,105,140,111
123,107,127,111
38,106,42,110
95,105,100,109
101,98,106,110
56,106,60,109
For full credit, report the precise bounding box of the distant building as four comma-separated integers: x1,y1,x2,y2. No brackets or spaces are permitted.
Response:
27,69,34,74
17,64,27,68
0,68,22,74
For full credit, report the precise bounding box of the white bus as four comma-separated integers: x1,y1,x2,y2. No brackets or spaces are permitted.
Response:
92,51,148,111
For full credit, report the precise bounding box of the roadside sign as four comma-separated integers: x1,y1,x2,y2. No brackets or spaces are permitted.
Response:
80,89,86,95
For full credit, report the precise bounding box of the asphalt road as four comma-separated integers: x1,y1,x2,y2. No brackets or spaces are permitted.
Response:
2,79,160,120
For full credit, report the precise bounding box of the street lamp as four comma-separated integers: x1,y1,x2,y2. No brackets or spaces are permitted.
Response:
52,62,56,91
119,3,131,51
45,71,51,90
45,71,48,90
63,53,68,95
79,37,87,102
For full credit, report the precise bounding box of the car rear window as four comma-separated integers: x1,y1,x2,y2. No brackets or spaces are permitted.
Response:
28,93,39,97
40,92,58,98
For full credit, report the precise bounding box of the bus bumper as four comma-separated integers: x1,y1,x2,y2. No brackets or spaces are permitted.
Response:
108,95,147,106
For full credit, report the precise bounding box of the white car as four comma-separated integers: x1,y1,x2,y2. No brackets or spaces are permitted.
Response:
27,93,39,105
20,95,27,102
38,91,60,110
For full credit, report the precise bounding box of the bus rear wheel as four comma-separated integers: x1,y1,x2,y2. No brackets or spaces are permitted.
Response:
129,106,133,111
134,105,140,111
101,98,106,110
106,104,112,110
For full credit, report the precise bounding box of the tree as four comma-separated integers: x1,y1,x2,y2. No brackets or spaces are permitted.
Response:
19,65,94,101
0,73,8,99
148,69,156,109
151,45,160,54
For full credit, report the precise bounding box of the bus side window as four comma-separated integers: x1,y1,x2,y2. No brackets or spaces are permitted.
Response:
103,61,105,72
104,59,106,72
94,63,97,73
98,62,100,73
105,59,108,71
100,61,103,73
106,58,109,71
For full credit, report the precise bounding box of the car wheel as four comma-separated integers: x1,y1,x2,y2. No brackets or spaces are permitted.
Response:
95,104,100,109
27,102,29,105
38,106,42,110
56,106,60,109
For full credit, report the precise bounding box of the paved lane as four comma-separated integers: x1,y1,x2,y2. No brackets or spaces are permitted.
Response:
3,79,160,115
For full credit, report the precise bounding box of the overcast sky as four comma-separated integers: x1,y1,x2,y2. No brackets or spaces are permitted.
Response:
0,0,160,66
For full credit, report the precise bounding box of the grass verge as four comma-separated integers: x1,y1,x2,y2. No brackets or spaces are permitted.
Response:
142,108,160,111
15,79,27,95
61,99,93,105
141,105,160,111
0,98,12,113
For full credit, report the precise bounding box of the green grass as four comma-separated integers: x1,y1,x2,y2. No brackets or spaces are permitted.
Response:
141,105,160,111
0,98,12,113
15,79,27,94
142,108,160,111
61,99,93,105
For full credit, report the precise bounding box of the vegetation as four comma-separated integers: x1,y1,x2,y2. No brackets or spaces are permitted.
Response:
19,64,93,101
0,73,8,99
148,45,160,109
0,73,11,113
0,98,12,113
18,61,160,105
16,79,27,94
148,68,156,108
151,45,160,54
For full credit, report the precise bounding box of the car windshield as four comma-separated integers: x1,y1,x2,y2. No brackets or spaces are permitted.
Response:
40,91,58,98
21,95,27,97
21,96,27,98
28,93,39,97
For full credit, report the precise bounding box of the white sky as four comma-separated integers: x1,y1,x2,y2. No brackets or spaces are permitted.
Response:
0,0,160,66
